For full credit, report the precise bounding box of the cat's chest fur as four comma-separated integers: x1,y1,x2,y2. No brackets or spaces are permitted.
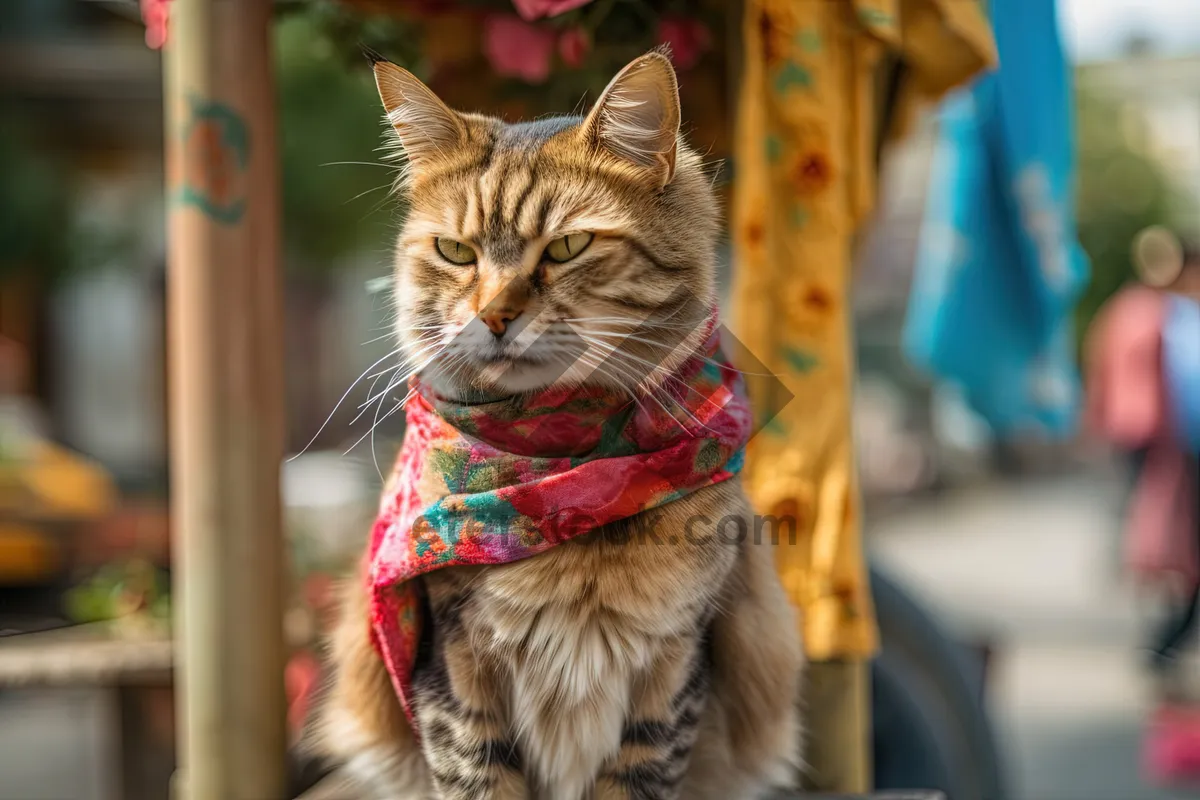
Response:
419,505,737,799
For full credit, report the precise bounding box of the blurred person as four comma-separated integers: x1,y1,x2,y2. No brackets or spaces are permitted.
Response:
1085,226,1200,784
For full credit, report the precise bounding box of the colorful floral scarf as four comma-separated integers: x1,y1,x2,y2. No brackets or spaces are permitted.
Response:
366,323,751,731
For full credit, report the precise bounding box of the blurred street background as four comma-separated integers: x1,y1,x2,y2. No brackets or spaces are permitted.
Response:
872,470,1176,800
0,469,1180,800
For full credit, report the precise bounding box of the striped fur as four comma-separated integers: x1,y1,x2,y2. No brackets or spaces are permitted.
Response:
316,52,802,799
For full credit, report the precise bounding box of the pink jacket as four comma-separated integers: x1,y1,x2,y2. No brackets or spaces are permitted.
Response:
1085,285,1198,587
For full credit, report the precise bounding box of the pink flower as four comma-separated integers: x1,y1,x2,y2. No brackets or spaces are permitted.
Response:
484,15,556,84
512,0,593,21
140,0,170,50
285,651,320,734
558,26,591,68
656,16,712,71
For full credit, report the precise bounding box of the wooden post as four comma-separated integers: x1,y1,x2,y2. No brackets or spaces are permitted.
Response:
164,1,287,798
800,660,872,793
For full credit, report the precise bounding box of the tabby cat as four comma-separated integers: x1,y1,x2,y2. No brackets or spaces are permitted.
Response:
316,51,802,800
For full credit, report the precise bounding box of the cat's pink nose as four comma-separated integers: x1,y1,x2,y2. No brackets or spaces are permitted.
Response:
481,308,520,337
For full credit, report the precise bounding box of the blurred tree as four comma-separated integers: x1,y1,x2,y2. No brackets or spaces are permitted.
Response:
5,1,726,277
0,120,71,283
0,118,135,284
276,5,419,270
1074,88,1190,343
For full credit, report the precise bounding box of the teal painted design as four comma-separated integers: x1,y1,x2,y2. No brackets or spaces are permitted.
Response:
782,346,820,374
796,28,823,53
858,7,895,27
789,204,809,229
762,417,790,438
774,62,813,95
765,134,784,164
175,94,250,225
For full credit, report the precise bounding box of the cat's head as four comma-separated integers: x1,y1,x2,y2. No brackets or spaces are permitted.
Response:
375,51,719,400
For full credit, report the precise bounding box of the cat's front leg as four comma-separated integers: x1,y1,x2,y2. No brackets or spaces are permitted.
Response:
411,629,529,800
315,576,433,799
684,530,803,799
592,725,692,800
593,637,710,800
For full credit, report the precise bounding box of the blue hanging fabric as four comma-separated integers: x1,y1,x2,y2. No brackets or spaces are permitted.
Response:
903,0,1090,437
1164,294,1200,453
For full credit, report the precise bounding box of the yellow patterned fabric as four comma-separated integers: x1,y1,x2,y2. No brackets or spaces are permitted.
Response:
731,0,995,660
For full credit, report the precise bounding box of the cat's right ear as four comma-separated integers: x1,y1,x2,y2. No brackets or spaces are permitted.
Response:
373,61,465,169
581,50,681,188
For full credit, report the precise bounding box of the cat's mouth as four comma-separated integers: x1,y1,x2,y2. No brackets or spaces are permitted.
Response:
474,349,529,365
416,319,594,395
471,342,548,368
470,353,569,395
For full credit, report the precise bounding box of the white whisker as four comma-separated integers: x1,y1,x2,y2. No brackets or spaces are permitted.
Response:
577,328,772,377
343,183,391,205
578,336,723,434
319,160,401,169
289,347,404,461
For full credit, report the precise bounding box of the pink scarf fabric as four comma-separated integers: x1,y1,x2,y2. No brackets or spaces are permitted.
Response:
366,325,751,732
1085,285,1198,586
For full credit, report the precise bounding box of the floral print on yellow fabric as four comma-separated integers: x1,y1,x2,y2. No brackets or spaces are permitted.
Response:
731,0,995,660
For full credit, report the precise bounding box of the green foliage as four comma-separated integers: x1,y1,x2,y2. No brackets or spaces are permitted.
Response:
2,5,415,279
3,2,721,278
64,558,171,625
0,116,139,284
1074,88,1191,339
0,118,72,282
277,6,416,270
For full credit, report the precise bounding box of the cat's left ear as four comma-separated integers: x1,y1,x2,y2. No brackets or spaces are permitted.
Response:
373,60,465,170
581,50,681,188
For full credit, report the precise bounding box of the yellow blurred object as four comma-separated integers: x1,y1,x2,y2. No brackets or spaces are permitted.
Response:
730,2,994,790
732,0,995,666
0,525,59,582
23,442,117,520
0,441,116,583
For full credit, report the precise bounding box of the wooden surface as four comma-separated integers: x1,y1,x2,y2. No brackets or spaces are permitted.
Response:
791,795,944,800
296,774,943,800
0,617,317,688
295,775,354,800
0,623,171,687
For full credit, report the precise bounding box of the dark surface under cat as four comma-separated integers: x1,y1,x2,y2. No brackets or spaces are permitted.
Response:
297,774,944,800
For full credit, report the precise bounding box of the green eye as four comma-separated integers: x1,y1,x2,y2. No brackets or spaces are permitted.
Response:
435,238,477,265
545,232,594,263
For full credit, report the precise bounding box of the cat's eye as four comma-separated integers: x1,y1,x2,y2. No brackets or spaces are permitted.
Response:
435,238,477,265
544,232,594,263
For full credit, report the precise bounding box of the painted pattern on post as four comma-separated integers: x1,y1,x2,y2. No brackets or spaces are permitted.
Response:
175,94,250,225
